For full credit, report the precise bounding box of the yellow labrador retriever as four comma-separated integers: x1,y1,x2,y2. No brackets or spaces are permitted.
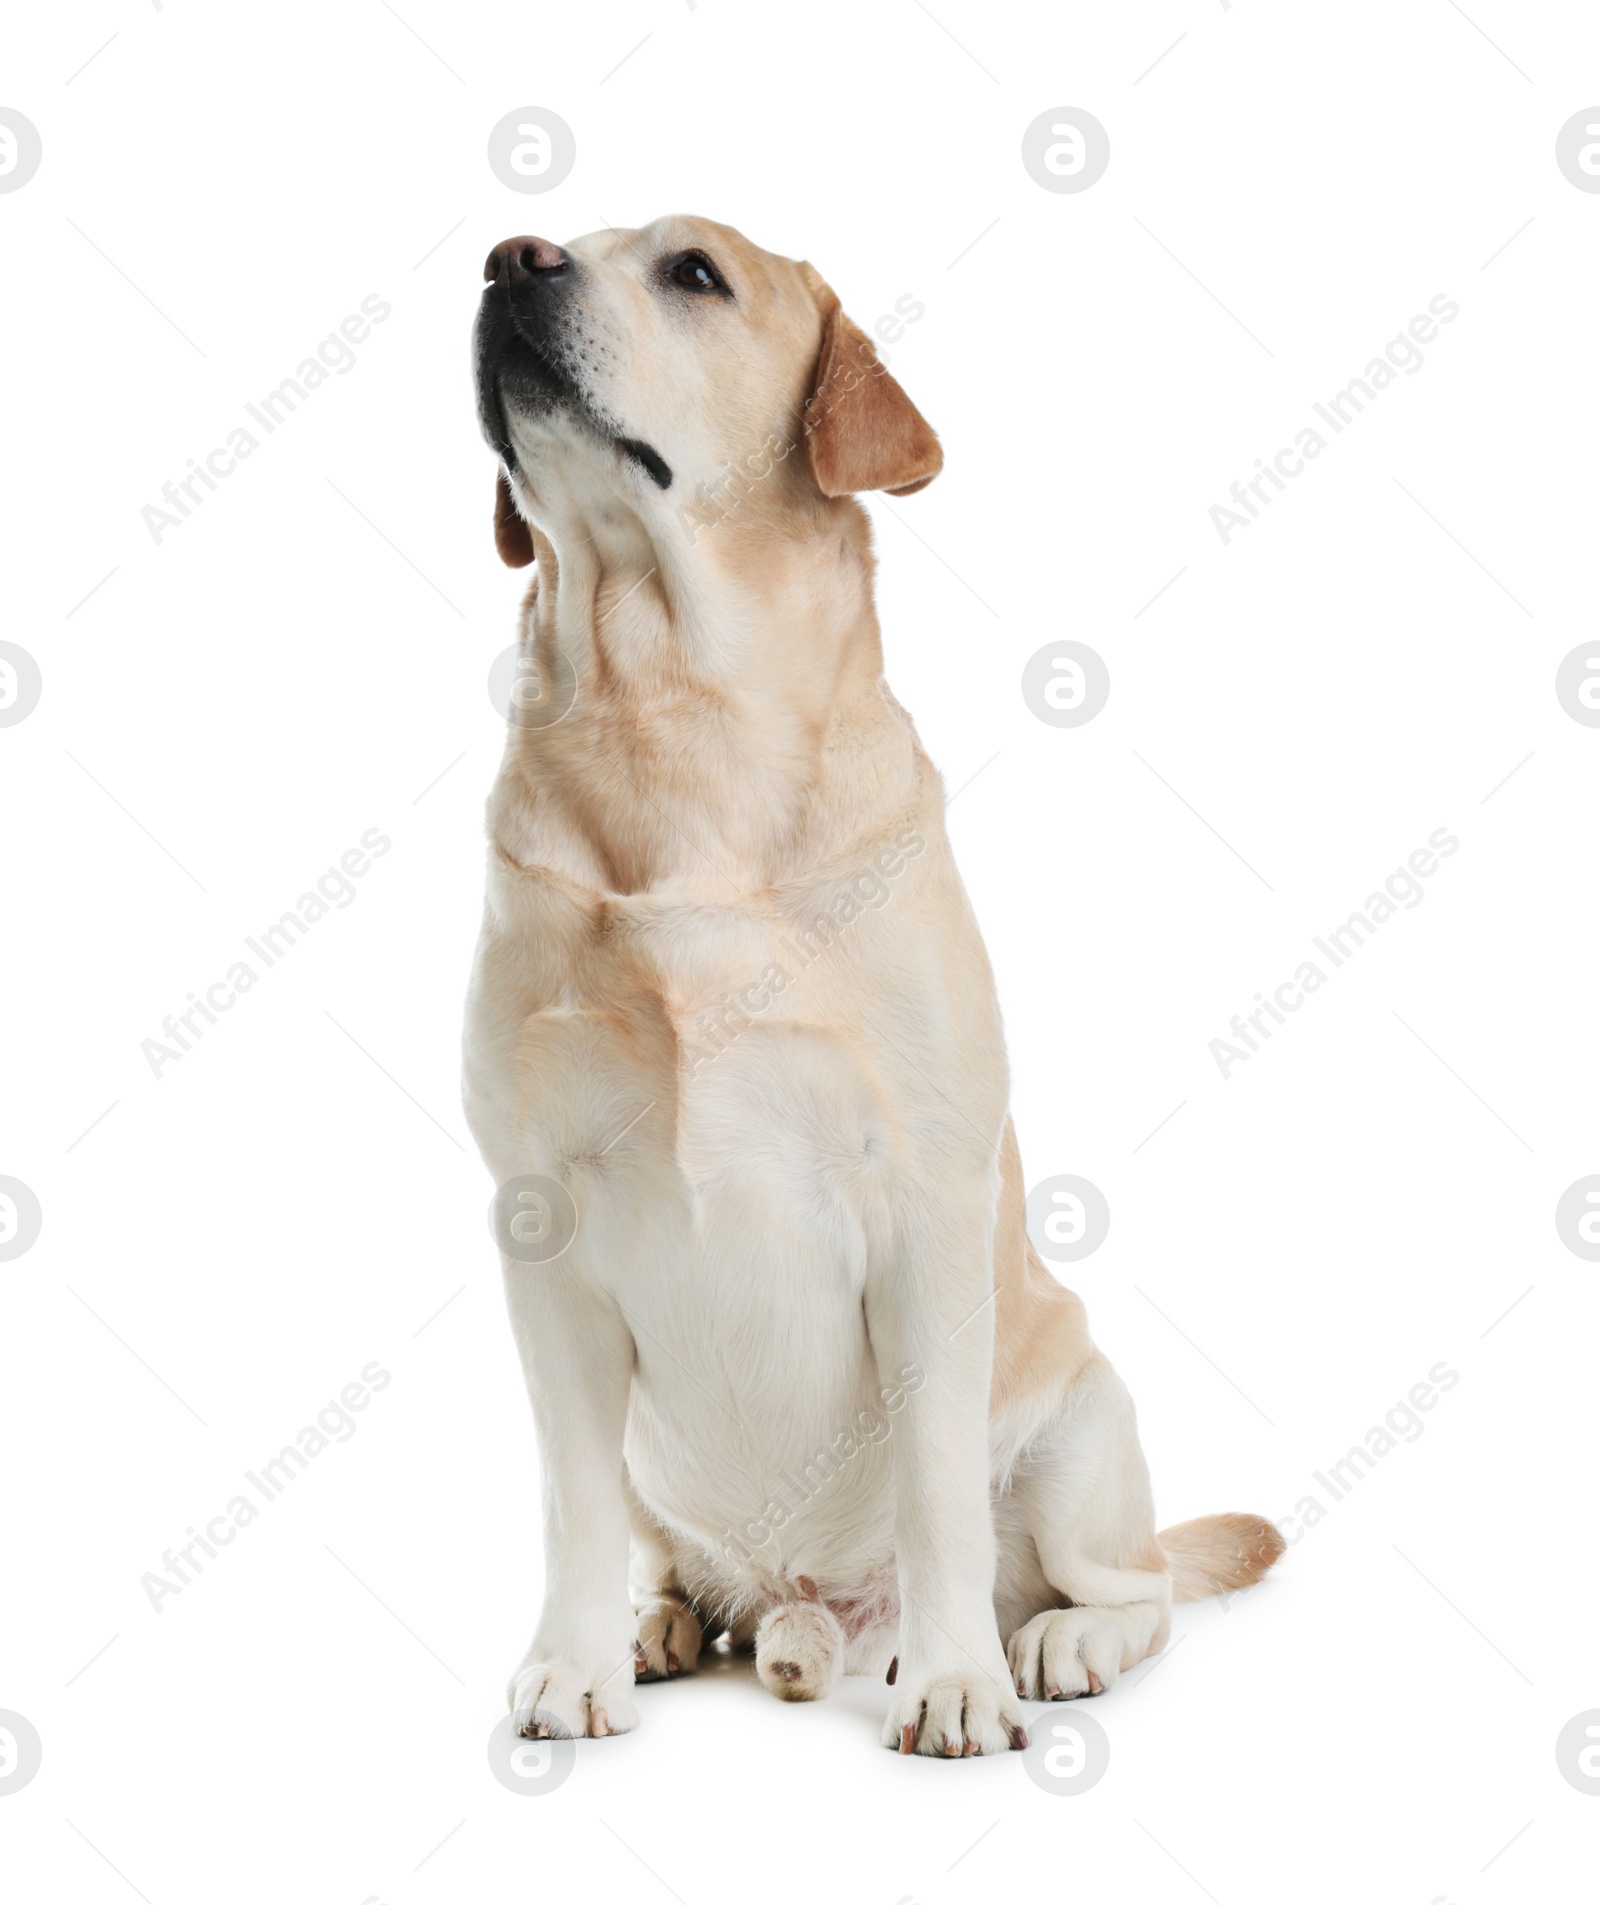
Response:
465,217,1282,1756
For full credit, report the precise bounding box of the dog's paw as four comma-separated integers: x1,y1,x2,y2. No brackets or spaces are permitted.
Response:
508,1655,639,1739
1007,1608,1128,1701
633,1596,703,1682
881,1671,1026,1757
755,1598,843,1703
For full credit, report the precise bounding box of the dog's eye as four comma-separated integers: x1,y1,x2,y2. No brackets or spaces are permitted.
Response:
668,253,723,294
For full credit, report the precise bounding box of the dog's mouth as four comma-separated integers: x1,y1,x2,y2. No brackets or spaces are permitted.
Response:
614,437,673,489
474,292,673,492
472,289,577,460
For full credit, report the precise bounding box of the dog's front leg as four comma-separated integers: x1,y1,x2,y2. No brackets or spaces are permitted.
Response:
502,1262,639,1738
870,1179,1026,1756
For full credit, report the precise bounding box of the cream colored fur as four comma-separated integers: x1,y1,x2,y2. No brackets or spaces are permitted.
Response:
464,216,1283,1756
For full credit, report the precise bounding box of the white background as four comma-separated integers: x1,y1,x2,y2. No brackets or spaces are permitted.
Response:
3,1,1598,1899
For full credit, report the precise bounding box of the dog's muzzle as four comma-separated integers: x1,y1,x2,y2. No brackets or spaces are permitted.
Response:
474,234,673,491
474,234,582,458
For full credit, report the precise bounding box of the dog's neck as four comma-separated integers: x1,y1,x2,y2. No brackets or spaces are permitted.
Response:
494,491,924,898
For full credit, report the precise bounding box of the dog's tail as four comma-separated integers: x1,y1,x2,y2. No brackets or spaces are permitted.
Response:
1158,1513,1286,1604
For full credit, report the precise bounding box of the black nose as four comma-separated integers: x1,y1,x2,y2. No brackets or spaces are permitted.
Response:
484,235,569,285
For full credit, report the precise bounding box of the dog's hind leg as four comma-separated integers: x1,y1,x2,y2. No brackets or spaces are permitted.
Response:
626,1471,703,1682
989,1124,1282,1701
997,1352,1173,1700
997,1351,1283,1700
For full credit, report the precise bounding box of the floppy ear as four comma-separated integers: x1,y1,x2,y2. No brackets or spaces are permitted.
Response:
802,300,943,499
494,468,534,567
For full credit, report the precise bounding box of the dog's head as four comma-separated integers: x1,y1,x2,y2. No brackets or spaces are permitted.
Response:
474,216,942,567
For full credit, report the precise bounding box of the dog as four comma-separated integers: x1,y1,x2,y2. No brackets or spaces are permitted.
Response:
465,216,1283,1756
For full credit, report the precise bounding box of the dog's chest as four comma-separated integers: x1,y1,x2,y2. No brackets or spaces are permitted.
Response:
496,893,898,1506
613,893,894,1205
470,878,898,1245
